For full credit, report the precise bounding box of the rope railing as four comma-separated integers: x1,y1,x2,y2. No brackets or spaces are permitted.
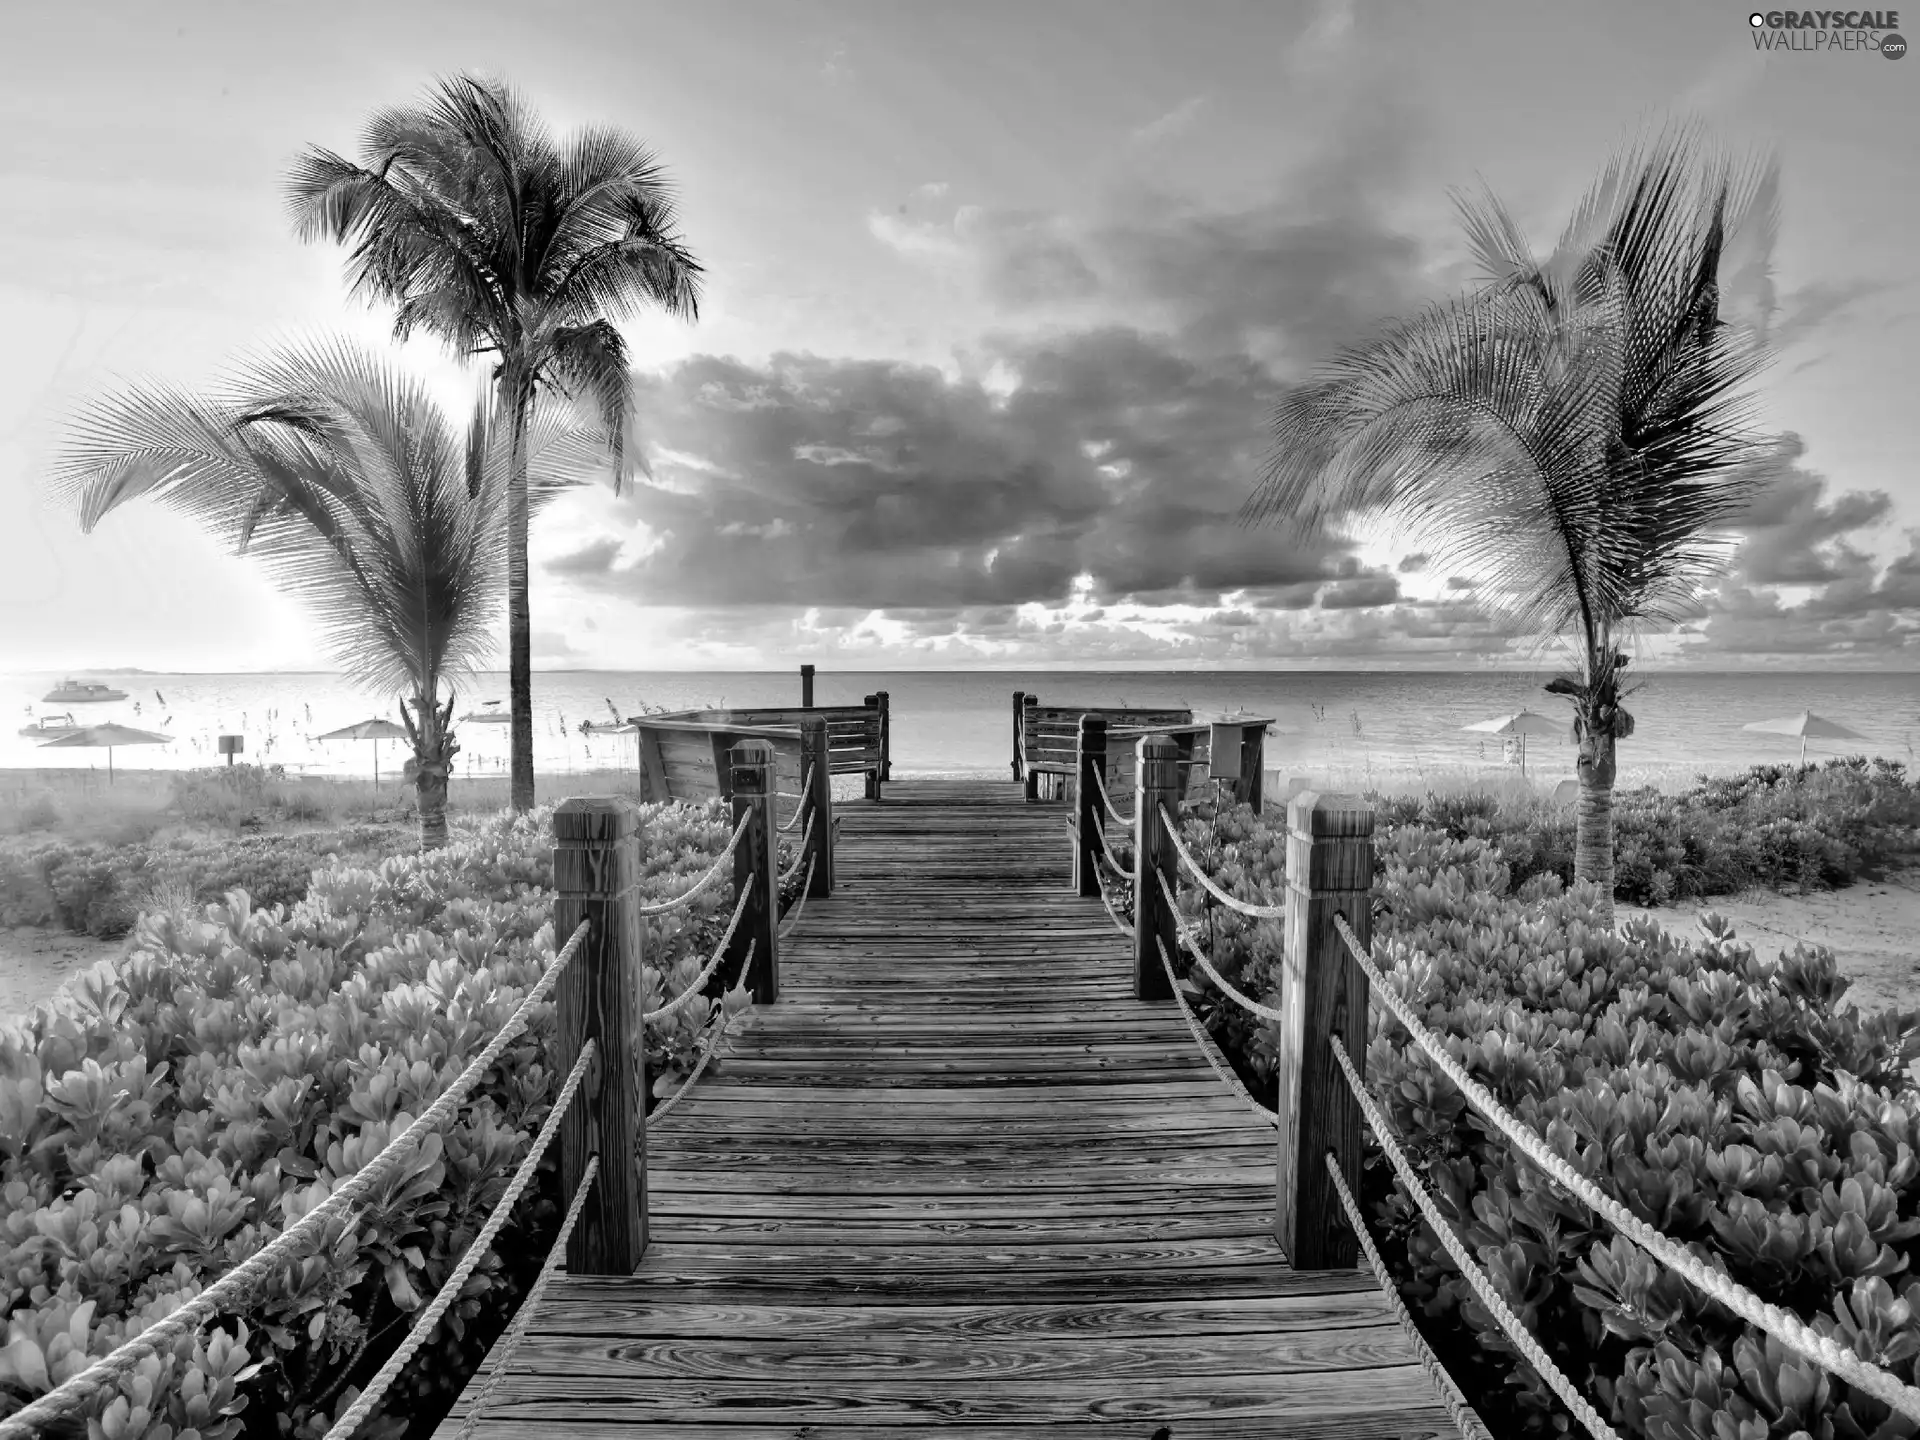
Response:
1152,935,1277,1128
650,979,755,1124
1326,1034,1619,1439
779,810,815,885
1153,868,1285,1025
1088,763,1132,827
1088,806,1131,880
1322,1157,1497,1440
778,856,818,940
1159,802,1285,919
1087,834,1136,939
453,1154,599,1440
779,765,816,830
0,916,597,1440
1330,913,1920,1426
642,880,755,1025
323,1038,600,1439
633,812,752,914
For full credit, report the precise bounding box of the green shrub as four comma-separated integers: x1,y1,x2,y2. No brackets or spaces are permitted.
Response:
0,798,746,1438
1165,792,1920,1439
1375,757,1919,906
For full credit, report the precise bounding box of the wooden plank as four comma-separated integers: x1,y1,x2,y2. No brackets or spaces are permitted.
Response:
433,777,1467,1440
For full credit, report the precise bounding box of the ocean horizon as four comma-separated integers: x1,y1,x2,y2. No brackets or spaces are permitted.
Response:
3,668,1914,790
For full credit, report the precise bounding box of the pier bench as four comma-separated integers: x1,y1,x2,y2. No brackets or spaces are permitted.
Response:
1012,691,1273,812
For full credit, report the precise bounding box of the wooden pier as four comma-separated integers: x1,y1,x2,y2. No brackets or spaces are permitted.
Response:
436,779,1462,1438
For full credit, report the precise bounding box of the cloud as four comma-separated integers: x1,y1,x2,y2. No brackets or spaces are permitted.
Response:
1722,433,1893,585
1130,96,1207,147
1397,552,1430,573
1771,279,1891,352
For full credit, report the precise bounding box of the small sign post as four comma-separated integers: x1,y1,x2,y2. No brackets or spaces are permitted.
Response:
218,735,244,768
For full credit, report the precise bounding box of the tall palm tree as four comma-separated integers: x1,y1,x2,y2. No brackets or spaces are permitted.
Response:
1243,125,1779,923
283,73,703,814
49,341,603,848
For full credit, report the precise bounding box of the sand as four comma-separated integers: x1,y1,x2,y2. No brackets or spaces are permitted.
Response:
1620,866,1920,1018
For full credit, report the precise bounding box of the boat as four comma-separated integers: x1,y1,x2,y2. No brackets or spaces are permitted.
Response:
43,679,129,703
459,700,511,724
18,713,82,739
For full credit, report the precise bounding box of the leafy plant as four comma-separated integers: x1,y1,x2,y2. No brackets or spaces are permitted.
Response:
0,797,741,1438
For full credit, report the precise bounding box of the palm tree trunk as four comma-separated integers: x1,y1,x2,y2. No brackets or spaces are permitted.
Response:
503,366,536,814
1574,726,1616,927
402,692,459,851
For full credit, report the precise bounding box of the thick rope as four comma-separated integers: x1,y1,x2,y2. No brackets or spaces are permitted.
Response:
1088,763,1133,827
454,1155,600,1440
1323,1153,1497,1440
651,984,754,1123
1154,868,1287,1025
1090,852,1135,939
1089,806,1131,878
632,813,751,915
0,917,594,1440
779,766,815,831
1159,802,1286,919
1153,936,1279,1127
1333,913,1920,1424
1328,1035,1619,1440
642,880,754,1025
324,1040,598,1439
779,856,817,940
779,811,815,884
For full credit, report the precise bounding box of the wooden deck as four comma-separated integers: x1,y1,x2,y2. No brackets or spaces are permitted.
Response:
436,778,1462,1439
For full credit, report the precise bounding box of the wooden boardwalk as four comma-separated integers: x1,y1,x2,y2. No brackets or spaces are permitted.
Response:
437,779,1460,1439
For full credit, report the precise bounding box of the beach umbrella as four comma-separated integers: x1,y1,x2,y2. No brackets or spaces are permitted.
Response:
1742,709,1869,763
316,717,410,784
37,723,172,784
1461,711,1566,778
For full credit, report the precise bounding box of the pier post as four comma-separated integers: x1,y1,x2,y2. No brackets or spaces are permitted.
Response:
1012,691,1026,780
876,691,891,782
1022,696,1041,802
862,694,880,801
551,797,648,1272
728,740,780,1002
1073,715,1107,897
1131,735,1181,1001
1276,792,1373,1269
800,664,815,708
801,713,834,896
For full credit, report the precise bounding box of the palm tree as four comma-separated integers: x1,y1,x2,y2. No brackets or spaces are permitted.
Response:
284,73,703,814
49,341,603,848
1242,125,1779,923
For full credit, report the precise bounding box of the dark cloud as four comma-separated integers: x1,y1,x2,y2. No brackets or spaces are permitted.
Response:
1320,574,1401,609
1724,433,1894,585
1397,553,1430,573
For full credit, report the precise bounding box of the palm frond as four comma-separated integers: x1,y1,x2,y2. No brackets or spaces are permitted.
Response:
1245,122,1776,657
49,340,534,703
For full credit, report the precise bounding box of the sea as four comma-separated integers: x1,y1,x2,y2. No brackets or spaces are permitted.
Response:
2,669,1914,792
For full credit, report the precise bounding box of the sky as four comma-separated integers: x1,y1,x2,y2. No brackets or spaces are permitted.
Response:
2,0,1916,674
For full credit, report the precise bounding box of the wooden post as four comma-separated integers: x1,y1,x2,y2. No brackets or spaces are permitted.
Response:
861,694,881,801
876,691,892,782
1242,726,1267,815
801,713,834,896
800,664,815,708
551,798,648,1273
1277,792,1374,1270
1073,715,1107,897
1011,691,1027,780
1131,735,1180,1001
728,741,780,1002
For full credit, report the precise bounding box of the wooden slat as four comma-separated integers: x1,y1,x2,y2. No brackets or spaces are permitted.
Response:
435,777,1465,1440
